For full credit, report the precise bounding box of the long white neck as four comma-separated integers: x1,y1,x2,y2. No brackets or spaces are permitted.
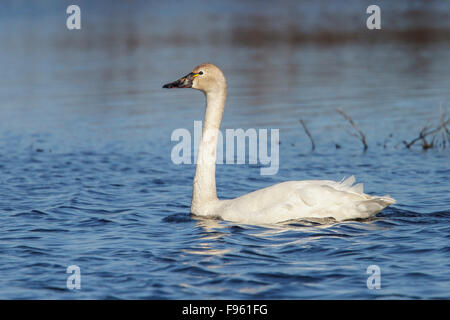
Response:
191,88,226,210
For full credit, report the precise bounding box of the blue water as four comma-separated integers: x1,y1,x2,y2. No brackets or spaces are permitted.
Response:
0,1,449,299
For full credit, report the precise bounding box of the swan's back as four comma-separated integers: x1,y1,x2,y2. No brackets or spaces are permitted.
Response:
209,176,395,224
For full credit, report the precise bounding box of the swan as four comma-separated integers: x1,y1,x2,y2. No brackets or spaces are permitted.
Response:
163,63,395,224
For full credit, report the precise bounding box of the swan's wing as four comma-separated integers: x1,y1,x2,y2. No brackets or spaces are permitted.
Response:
220,176,395,224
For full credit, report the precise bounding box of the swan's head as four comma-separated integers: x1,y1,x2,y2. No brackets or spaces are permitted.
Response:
163,63,226,94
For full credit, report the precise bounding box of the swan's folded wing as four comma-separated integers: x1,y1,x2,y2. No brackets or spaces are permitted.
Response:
220,177,395,223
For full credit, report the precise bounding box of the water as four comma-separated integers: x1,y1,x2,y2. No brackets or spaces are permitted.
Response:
0,0,449,299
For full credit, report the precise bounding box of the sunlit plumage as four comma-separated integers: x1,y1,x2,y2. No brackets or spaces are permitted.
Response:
164,63,395,224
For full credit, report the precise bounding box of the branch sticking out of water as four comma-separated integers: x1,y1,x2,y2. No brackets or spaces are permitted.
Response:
336,108,368,151
403,107,450,150
299,119,315,151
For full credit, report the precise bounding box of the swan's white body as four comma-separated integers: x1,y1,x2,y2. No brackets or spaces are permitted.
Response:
192,176,395,224
164,63,395,224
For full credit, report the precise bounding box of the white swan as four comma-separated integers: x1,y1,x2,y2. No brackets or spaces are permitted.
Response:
163,63,395,224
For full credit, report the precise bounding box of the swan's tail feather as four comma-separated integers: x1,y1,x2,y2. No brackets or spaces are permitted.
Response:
339,175,364,194
341,175,355,187
356,195,396,218
373,195,396,206
339,176,396,218
351,183,364,194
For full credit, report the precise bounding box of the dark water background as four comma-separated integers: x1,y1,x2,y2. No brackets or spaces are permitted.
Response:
0,0,449,299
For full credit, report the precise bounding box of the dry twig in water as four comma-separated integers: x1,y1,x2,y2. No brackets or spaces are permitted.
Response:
299,119,315,151
403,108,450,150
336,108,368,151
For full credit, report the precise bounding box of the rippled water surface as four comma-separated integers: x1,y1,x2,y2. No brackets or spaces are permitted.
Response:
0,0,449,299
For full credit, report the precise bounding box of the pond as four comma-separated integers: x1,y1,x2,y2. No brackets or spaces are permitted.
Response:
0,0,449,299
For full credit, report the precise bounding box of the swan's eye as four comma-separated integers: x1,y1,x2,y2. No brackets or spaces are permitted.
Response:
198,71,204,75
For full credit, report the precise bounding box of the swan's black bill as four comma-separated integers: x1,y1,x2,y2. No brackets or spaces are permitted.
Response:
163,72,197,89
